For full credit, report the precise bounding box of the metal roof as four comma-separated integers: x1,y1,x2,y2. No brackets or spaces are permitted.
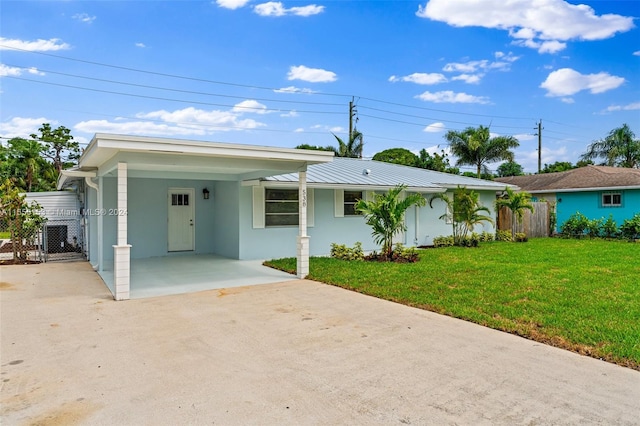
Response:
264,158,513,192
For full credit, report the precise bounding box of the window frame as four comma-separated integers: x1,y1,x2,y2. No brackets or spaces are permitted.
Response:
601,191,622,207
264,188,299,227
343,190,363,216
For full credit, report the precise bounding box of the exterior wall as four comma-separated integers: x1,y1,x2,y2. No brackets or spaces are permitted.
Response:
556,189,640,230
238,187,376,260
96,177,217,261
237,187,500,260
24,191,81,221
212,181,240,259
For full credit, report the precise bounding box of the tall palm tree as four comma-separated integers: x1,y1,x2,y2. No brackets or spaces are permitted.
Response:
581,123,640,168
445,125,520,178
331,128,364,158
495,186,535,240
355,184,426,259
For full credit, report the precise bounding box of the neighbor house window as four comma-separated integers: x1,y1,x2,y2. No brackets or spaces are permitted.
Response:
602,192,622,207
344,191,363,216
265,188,298,226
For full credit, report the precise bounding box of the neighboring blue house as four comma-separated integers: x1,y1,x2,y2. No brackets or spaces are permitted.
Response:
496,166,640,233
59,134,509,300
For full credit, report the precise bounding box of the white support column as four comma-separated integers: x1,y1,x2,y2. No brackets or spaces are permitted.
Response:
113,162,131,301
296,170,310,279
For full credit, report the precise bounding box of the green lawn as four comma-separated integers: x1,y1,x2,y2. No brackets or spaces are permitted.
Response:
265,238,640,370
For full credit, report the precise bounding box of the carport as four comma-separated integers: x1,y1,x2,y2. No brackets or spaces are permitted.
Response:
58,133,334,300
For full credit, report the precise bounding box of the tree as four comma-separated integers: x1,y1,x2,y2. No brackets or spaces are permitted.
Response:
540,161,574,174
331,128,364,158
445,125,519,178
495,186,534,240
496,160,524,177
429,186,493,246
0,179,46,261
2,138,56,192
415,149,460,174
355,184,426,259
295,144,336,152
31,123,80,174
372,148,418,166
581,123,640,168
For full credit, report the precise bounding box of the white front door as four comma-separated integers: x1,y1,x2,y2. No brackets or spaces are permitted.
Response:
168,188,195,252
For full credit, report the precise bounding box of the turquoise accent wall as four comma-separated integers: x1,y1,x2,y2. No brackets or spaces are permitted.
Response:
556,189,640,230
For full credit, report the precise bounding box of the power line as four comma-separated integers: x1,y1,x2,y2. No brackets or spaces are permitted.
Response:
4,76,345,116
2,63,345,108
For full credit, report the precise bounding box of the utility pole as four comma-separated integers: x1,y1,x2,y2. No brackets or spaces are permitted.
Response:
348,97,362,158
535,119,543,173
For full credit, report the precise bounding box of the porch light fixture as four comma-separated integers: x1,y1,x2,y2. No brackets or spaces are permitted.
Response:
203,188,210,200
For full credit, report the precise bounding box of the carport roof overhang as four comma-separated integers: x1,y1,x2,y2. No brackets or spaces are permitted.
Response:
58,133,334,188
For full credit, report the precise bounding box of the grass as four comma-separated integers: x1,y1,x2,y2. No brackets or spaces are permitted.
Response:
265,238,640,370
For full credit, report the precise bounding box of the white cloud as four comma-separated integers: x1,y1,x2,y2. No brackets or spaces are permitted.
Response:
416,90,490,104
135,42,146,48
634,51,640,56
561,97,575,104
231,99,269,114
0,37,71,51
540,68,625,97
388,73,447,85
0,64,44,79
75,106,267,136
416,0,635,54
215,0,250,9
254,2,324,17
451,74,482,84
287,65,337,83
441,52,519,83
604,102,640,113
424,122,446,133
273,86,317,94
72,13,96,23
0,117,56,138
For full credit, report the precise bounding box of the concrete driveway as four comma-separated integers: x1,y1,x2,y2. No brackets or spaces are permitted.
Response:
1,262,639,425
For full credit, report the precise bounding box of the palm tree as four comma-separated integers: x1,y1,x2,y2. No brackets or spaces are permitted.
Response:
581,123,640,168
331,128,364,158
445,125,520,178
355,184,425,259
495,187,535,240
429,186,493,245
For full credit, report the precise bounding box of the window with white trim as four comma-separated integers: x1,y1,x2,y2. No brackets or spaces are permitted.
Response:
265,188,298,226
344,190,363,216
602,192,622,207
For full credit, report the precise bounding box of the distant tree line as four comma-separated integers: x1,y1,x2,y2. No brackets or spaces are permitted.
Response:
297,123,639,178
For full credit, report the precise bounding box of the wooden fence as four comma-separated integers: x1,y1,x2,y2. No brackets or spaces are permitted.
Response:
497,202,551,238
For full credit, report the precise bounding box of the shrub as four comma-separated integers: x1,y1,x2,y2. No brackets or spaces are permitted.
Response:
495,230,512,242
602,215,619,239
459,232,480,247
560,212,589,238
330,242,364,261
515,232,528,242
433,235,454,248
586,218,604,239
620,213,640,241
479,231,494,242
366,243,419,263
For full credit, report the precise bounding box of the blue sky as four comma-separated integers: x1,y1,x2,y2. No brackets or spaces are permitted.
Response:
1,0,638,174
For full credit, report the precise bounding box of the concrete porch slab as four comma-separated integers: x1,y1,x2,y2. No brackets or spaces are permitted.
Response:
98,254,297,299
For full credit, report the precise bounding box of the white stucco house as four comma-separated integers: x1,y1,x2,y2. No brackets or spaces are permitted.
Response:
59,134,508,300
